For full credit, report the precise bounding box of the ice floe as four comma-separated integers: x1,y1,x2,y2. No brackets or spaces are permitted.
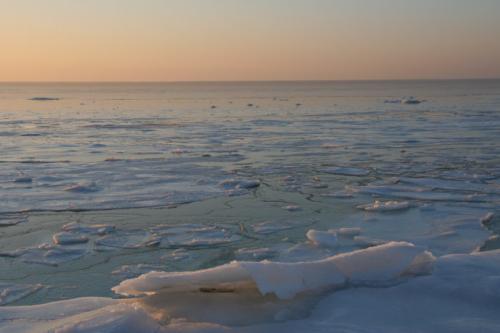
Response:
112,264,165,279
0,244,87,266
3,245,500,332
283,205,302,212
251,220,307,235
151,223,241,247
321,167,370,176
306,230,338,248
113,242,433,299
96,231,160,250
357,200,411,212
384,97,424,105
235,248,278,261
13,176,33,183
219,179,261,190
62,222,116,235
0,214,27,227
28,97,60,101
0,283,42,305
335,227,361,238
64,181,101,193
481,212,495,224
52,232,89,245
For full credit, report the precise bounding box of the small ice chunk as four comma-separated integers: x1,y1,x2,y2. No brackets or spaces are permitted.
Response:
13,176,33,183
322,167,370,176
283,205,302,212
353,236,387,247
336,227,362,238
357,200,410,212
64,181,100,193
306,229,338,248
235,248,276,261
219,179,260,190
151,224,241,247
29,97,59,101
480,212,495,224
252,221,295,235
0,245,87,266
163,249,195,261
0,214,27,227
52,232,89,245
112,264,164,279
62,222,115,235
384,97,423,105
0,283,43,305
402,98,423,105
96,231,160,250
171,148,189,154
321,191,354,198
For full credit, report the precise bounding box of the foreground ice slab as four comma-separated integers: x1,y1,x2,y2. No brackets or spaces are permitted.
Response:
2,244,500,332
113,242,433,299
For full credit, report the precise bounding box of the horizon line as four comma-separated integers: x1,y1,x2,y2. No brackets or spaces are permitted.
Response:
1,78,500,84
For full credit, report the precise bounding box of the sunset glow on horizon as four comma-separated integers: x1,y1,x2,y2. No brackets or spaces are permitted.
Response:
1,0,500,82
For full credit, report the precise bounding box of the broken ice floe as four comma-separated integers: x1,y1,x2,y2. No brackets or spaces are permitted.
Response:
64,181,101,193
0,244,87,266
151,223,242,247
95,231,160,250
0,283,43,305
283,205,302,212
28,97,60,101
384,97,424,105
480,212,495,225
62,222,115,235
2,247,500,332
252,220,310,235
321,167,370,176
52,232,89,245
306,228,363,249
112,264,165,279
336,227,362,238
234,247,278,261
357,200,411,212
0,214,27,227
306,230,338,248
113,242,435,300
218,179,260,190
13,176,32,183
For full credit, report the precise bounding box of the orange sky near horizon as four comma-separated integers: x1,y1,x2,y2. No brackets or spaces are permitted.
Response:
1,0,500,82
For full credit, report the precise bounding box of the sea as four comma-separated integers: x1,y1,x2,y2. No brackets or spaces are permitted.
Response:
0,80,499,332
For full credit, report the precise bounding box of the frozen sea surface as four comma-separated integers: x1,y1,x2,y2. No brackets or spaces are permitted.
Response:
0,80,500,332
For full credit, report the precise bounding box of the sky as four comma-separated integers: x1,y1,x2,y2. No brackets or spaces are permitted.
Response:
1,0,500,82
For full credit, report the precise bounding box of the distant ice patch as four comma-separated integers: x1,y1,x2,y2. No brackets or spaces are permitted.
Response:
322,167,370,176
218,179,261,190
357,200,411,212
64,181,100,193
384,97,424,105
28,97,60,101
